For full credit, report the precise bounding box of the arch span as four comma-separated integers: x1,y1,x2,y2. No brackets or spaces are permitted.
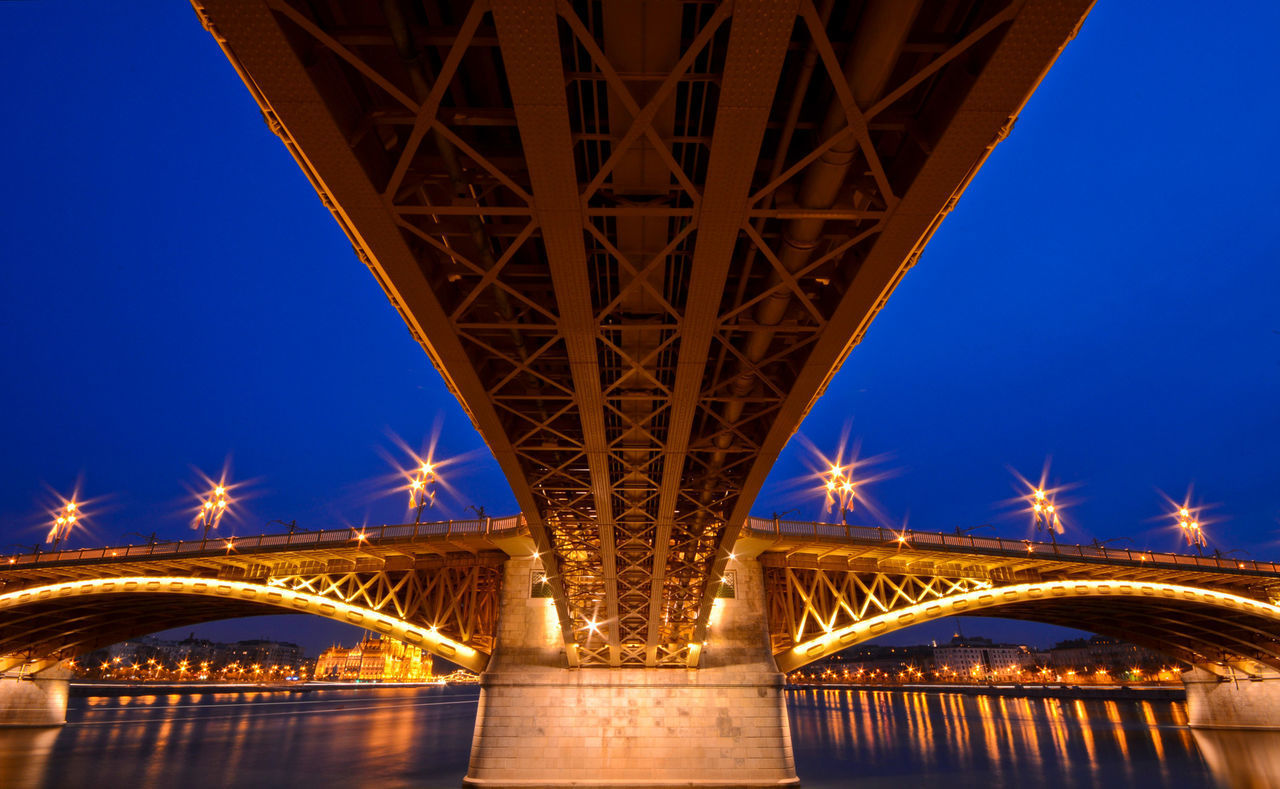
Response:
775,579,1280,673
0,576,488,673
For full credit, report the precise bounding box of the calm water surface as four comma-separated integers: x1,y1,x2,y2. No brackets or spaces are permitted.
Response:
1,685,1275,788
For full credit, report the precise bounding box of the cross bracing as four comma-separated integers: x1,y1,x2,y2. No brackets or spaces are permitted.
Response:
741,519,1280,674
195,0,1094,666
0,519,514,673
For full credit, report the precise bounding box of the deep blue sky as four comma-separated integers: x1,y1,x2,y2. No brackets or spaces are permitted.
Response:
2,3,1277,654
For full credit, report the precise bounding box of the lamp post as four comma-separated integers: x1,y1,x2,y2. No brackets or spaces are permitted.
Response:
1030,488,1062,545
822,464,855,525
1090,537,1132,550
409,461,438,523
195,484,230,539
122,531,159,547
48,500,80,551
1176,506,1206,555
270,519,299,535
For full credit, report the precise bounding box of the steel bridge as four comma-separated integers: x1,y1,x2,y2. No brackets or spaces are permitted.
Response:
0,517,523,675
190,0,1095,671
5,517,1279,678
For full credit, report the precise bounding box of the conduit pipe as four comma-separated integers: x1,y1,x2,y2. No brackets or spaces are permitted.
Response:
382,0,531,368
706,0,922,485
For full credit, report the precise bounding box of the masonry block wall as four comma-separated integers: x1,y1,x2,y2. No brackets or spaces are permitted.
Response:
0,664,70,727
464,556,798,787
1184,665,1280,730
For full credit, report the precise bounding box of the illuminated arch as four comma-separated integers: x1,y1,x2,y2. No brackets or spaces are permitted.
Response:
0,576,487,673
776,579,1280,672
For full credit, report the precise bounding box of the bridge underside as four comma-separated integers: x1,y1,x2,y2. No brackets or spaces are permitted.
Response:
995,597,1280,673
196,0,1095,666
0,574,495,674
765,569,1280,675
0,593,290,674
0,528,512,675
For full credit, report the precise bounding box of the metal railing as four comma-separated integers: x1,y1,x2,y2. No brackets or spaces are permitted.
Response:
8,512,1274,579
743,517,1280,578
0,514,527,568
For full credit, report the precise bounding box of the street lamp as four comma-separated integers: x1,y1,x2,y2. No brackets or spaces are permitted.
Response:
409,461,438,523
1175,505,1206,555
123,531,159,546
47,500,80,550
1030,488,1062,545
822,464,855,525
194,483,231,539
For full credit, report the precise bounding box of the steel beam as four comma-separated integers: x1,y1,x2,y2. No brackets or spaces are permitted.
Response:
645,0,797,667
195,0,580,663
489,0,621,666
688,0,1097,654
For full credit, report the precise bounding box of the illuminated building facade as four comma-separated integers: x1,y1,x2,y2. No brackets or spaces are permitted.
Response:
314,634,432,681
932,635,1030,677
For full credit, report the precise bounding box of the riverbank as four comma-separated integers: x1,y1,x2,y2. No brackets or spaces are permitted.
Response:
67,679,461,697
787,682,1186,701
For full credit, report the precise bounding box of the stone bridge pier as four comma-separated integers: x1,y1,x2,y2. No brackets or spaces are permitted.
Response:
464,555,798,787
0,662,71,727
1184,665,1280,730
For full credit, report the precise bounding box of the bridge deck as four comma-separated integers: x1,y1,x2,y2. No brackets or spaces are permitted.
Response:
194,0,1096,666
738,518,1280,598
0,517,528,588
6,515,1275,595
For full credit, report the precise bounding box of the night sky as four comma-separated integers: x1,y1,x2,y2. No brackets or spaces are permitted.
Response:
2,3,1277,656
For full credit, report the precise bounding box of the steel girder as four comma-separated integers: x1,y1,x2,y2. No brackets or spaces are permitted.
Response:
0,561,501,672
767,565,1280,674
195,0,1094,666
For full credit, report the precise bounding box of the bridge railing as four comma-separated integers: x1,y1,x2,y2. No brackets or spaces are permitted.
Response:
0,514,528,568
746,517,1280,577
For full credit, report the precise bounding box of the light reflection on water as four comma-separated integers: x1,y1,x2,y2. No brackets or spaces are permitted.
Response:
787,688,1273,788
1,686,1277,787
0,687,480,788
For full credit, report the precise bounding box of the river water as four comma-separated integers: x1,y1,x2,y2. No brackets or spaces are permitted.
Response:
1,685,1276,788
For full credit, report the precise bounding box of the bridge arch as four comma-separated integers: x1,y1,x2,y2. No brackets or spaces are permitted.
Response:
775,579,1280,673
0,576,488,674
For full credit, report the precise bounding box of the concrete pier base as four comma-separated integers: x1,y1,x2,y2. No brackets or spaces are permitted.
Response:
464,557,798,787
0,664,70,727
1184,665,1280,729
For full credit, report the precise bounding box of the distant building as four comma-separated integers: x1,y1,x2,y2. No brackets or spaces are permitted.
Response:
99,634,304,674
314,634,433,681
1047,636,1167,672
932,635,1030,677
224,638,305,670
814,644,937,676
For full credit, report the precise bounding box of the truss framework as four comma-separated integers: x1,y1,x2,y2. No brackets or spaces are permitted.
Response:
767,565,1280,675
270,563,500,653
766,566,989,654
0,544,504,673
196,0,1095,665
